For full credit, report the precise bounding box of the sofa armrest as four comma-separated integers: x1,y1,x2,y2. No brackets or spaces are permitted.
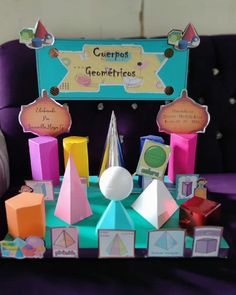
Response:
0,129,10,198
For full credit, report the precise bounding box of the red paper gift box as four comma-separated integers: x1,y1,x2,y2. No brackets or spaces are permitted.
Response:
179,196,221,235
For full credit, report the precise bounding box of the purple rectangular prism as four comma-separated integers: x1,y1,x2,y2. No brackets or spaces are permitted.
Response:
168,133,198,183
28,136,60,186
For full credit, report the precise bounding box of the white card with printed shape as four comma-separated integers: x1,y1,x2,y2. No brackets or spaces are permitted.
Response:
98,230,135,258
192,226,223,257
148,229,185,257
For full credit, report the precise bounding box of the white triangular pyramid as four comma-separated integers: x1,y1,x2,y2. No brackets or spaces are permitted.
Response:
131,179,178,229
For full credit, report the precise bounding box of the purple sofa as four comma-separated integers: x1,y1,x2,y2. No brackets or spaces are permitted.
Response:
0,38,235,294
1,37,236,187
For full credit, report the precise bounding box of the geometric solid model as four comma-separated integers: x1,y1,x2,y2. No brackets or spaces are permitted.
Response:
131,179,178,229
179,196,221,235
96,200,134,231
157,90,210,183
99,166,133,201
5,192,46,239
63,136,89,180
155,231,178,250
54,154,92,224
168,133,198,183
96,166,134,231
28,136,60,186
99,111,124,176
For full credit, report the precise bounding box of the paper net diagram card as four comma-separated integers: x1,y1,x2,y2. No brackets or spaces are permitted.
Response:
98,230,135,258
25,180,54,201
176,174,199,200
51,227,79,258
136,140,170,180
147,229,185,257
192,226,223,257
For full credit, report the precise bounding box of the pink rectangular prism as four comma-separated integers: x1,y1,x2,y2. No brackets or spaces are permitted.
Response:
168,133,198,183
29,136,60,186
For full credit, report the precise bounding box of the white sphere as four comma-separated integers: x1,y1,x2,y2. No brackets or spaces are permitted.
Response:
99,166,133,201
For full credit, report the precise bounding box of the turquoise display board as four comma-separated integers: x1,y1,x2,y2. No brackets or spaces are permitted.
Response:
4,176,229,257
36,39,189,100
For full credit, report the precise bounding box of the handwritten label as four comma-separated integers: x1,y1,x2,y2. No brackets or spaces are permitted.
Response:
51,227,79,258
156,90,210,134
19,91,71,137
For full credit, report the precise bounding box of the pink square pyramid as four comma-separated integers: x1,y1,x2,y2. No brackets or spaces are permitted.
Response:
54,154,92,224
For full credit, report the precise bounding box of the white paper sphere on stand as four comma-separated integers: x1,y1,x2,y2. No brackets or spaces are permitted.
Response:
99,166,133,201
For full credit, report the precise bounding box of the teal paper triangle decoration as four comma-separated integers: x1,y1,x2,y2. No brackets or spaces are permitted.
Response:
96,200,134,231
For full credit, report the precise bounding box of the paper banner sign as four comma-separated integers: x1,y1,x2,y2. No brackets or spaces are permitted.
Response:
36,38,189,100
19,90,72,137
19,19,54,49
156,90,210,134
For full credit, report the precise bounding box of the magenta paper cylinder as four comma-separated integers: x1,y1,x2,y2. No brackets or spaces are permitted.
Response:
28,136,60,186
168,133,198,183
